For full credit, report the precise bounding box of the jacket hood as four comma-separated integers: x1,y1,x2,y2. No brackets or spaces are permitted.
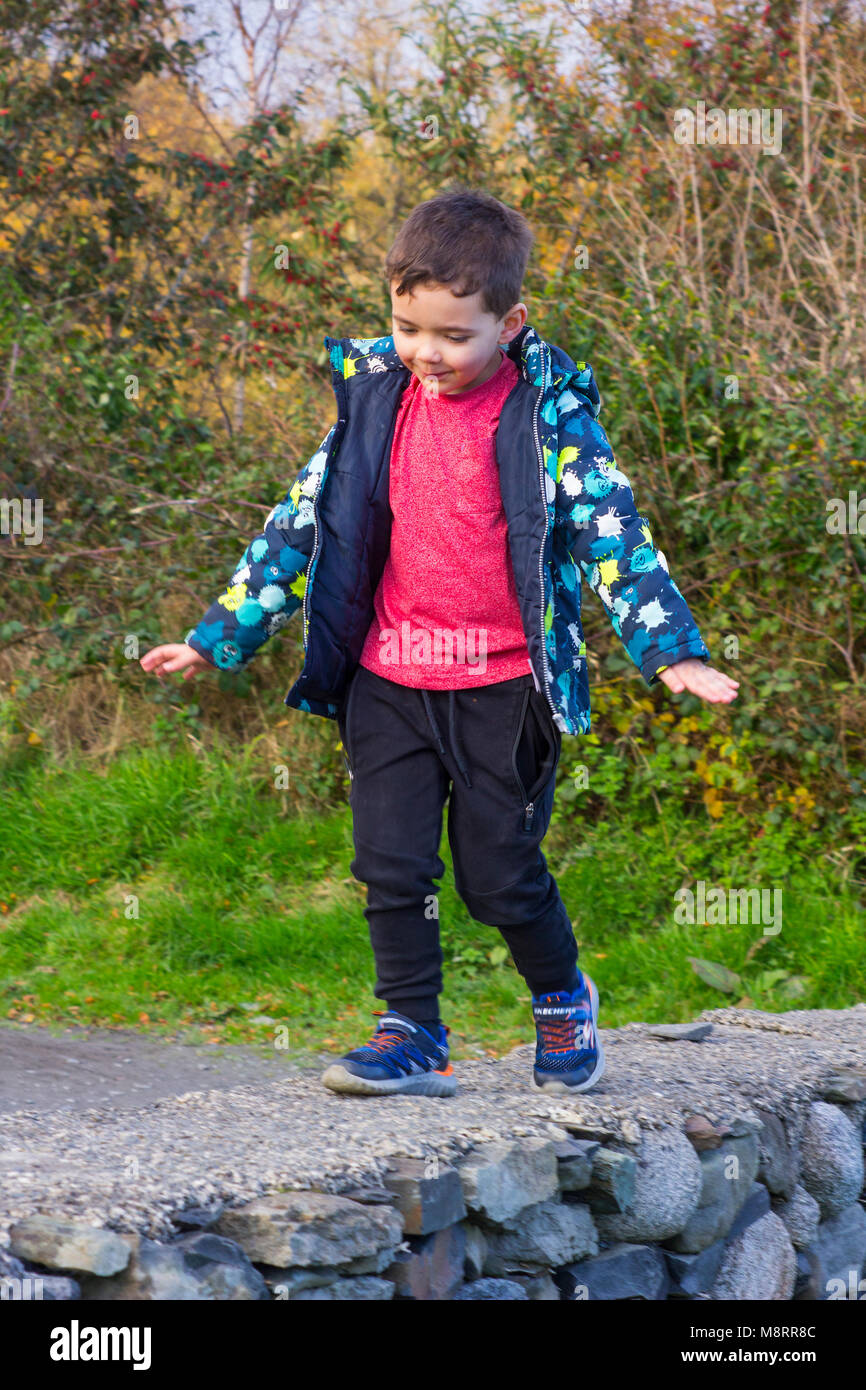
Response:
323,323,602,420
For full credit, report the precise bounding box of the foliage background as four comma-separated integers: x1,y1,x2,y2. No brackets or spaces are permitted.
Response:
1,0,864,1049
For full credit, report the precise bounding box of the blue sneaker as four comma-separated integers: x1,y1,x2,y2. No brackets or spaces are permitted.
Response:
321,1010,457,1097
530,971,605,1093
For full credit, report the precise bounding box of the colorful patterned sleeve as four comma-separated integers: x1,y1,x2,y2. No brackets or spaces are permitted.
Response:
553,372,711,687
182,425,336,671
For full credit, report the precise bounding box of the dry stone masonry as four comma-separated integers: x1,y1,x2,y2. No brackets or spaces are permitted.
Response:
2,1006,865,1300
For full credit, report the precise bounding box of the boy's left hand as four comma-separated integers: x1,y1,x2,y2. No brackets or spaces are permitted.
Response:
656,659,739,703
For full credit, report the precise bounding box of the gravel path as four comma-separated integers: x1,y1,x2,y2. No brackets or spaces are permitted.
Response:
1,1005,864,1246
0,1020,306,1115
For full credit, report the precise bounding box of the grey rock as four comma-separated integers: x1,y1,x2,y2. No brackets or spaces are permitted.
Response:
773,1185,821,1250
330,1184,395,1206
0,1247,27,1281
343,1246,398,1275
554,1138,599,1191
664,1138,760,1254
818,1065,866,1103
292,1275,394,1300
384,1223,465,1300
594,1127,703,1243
78,1235,200,1300
9,1218,130,1278
726,1182,771,1242
79,1231,270,1300
582,1148,636,1214
34,1275,82,1300
0,1269,80,1300
798,1102,864,1219
809,1202,866,1300
556,1121,621,1144
792,1247,822,1300
463,1224,487,1280
714,1112,763,1138
722,1133,761,1191
841,1098,866,1134
558,1242,669,1300
457,1138,559,1227
382,1158,466,1236
260,1265,341,1297
169,1232,271,1299
694,1148,738,1209
754,1109,798,1200
710,1211,797,1300
643,1023,714,1042
664,1240,727,1299
214,1191,402,1267
452,1277,529,1300
168,1205,223,1232
505,1271,560,1299
662,1195,732,1254
483,1199,598,1274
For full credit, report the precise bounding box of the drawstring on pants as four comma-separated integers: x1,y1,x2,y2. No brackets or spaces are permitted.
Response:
420,689,473,789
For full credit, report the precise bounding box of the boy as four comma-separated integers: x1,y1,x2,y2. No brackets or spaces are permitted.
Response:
141,187,738,1099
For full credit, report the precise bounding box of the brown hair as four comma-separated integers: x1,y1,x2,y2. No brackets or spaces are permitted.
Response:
383,183,534,322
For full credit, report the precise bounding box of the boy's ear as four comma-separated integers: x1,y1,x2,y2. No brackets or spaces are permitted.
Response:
499,303,528,344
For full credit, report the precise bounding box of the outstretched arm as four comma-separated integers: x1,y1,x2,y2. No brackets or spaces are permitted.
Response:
181,424,336,671
553,373,713,686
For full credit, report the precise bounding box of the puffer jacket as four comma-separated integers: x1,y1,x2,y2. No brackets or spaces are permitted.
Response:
184,323,711,734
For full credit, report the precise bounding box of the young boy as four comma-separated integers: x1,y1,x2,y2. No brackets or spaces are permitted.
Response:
141,187,738,1100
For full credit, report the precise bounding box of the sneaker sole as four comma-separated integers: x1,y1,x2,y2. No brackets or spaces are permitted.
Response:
320,1063,458,1097
530,974,606,1095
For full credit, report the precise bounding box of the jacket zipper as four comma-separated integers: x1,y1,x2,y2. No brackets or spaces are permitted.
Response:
531,356,560,731
302,482,321,652
302,341,347,651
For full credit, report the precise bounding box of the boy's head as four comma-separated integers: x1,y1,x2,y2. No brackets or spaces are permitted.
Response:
383,185,533,395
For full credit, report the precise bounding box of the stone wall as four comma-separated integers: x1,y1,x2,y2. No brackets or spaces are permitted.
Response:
3,1072,865,1300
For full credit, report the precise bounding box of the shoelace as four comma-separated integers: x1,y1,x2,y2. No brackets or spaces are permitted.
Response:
362,1011,434,1064
536,993,591,1055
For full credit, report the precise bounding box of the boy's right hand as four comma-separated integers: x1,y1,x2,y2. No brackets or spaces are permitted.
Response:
140,642,215,681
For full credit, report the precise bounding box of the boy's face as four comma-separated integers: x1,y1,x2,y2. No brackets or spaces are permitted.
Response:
389,279,527,396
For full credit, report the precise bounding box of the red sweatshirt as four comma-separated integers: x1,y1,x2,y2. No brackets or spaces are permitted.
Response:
358,348,534,689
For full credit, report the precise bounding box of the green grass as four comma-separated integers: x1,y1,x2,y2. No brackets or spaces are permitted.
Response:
1,741,864,1061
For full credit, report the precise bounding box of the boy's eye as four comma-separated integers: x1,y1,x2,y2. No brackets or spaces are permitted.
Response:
398,327,468,343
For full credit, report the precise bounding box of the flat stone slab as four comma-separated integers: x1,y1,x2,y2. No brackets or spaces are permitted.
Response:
0,1021,309,1117
1,1005,864,1247
642,1022,714,1041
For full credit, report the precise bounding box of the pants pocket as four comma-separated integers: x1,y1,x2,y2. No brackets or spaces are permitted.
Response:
511,687,561,832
